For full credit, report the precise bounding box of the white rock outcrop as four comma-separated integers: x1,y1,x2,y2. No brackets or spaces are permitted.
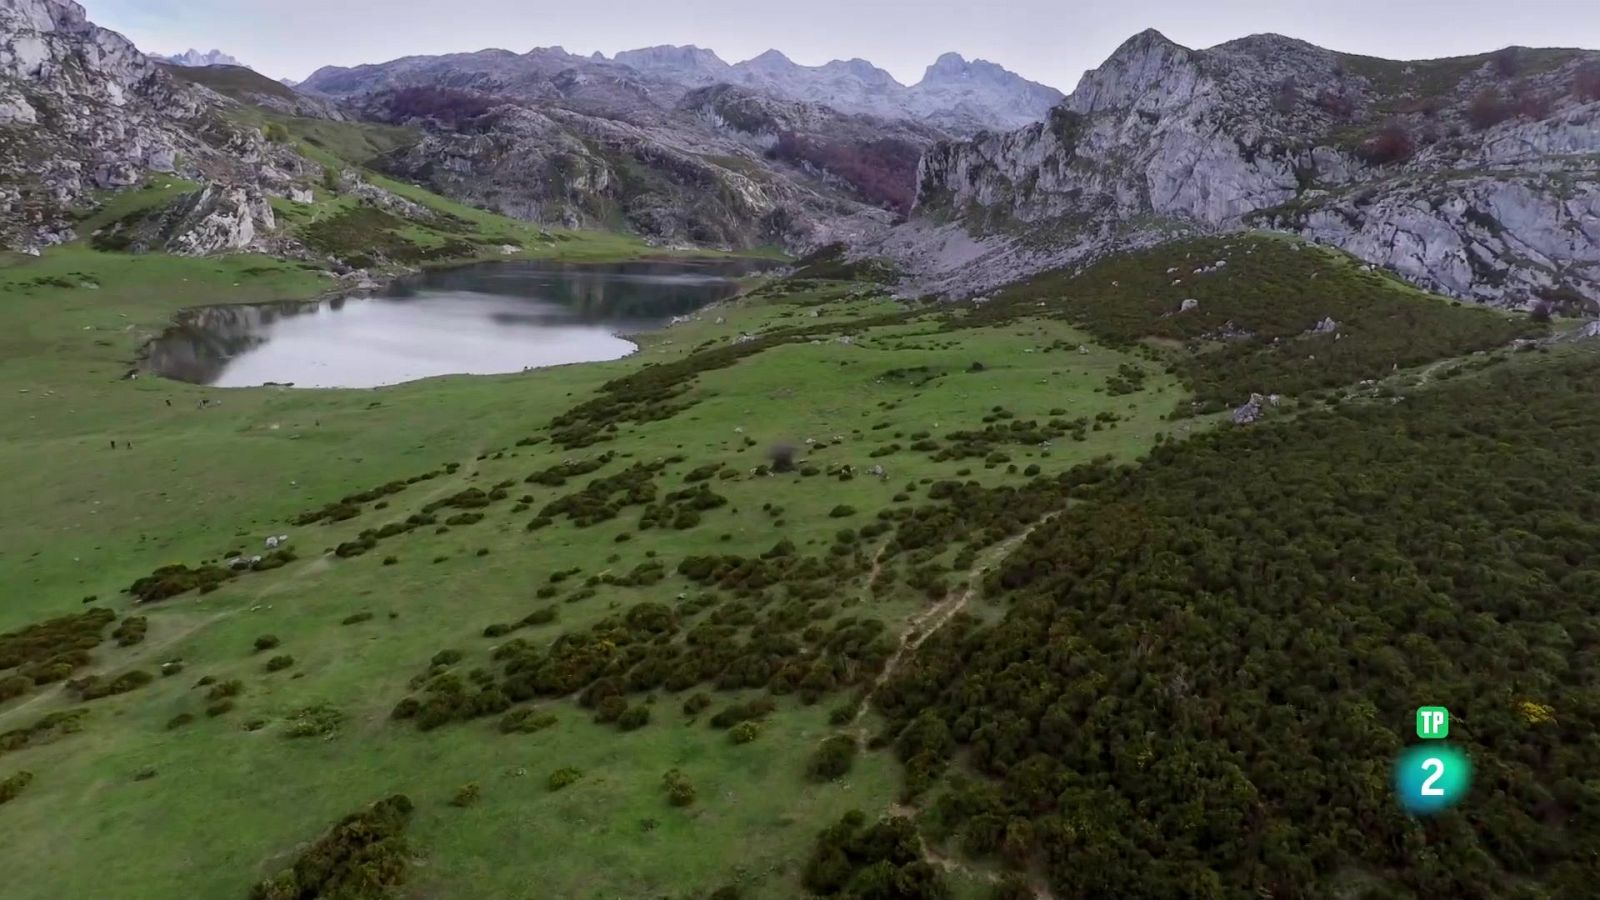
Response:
900,29,1600,308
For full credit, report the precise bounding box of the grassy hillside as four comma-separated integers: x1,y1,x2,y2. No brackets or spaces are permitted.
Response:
0,231,1575,899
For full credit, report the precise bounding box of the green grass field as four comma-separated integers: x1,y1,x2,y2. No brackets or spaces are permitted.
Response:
0,218,1192,899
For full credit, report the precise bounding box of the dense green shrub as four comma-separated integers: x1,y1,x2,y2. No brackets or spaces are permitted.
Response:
807,735,859,781
874,355,1600,896
662,769,696,807
253,635,281,653
111,616,148,647
247,795,414,900
498,709,557,734
265,655,295,673
126,564,236,602
802,812,945,897
547,768,582,791
449,782,481,808
0,770,34,805
617,705,651,731
0,710,88,756
69,669,153,701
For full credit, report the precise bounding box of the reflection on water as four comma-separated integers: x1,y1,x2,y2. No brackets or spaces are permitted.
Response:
144,258,771,389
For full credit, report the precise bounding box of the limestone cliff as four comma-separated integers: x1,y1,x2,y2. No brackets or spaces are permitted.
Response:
903,30,1600,308
0,0,312,251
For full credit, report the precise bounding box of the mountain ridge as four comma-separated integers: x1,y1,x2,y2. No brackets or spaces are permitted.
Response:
160,47,242,68
891,29,1600,308
302,44,1065,133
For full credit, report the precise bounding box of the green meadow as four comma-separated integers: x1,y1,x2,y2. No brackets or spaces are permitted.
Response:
0,212,1188,898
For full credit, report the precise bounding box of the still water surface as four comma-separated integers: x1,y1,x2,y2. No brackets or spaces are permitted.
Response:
144,258,769,389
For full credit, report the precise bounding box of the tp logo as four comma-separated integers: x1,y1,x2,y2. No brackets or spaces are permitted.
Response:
1416,706,1449,739
1396,707,1470,815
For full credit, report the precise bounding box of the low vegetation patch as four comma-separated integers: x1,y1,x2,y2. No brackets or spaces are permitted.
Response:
247,795,415,900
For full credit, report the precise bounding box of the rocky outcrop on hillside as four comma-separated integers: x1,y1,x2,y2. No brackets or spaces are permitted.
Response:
902,30,1600,308
92,182,277,255
366,91,890,248
0,0,313,250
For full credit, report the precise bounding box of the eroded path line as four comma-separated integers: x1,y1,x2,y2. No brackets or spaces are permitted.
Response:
853,513,1055,728
849,513,1062,899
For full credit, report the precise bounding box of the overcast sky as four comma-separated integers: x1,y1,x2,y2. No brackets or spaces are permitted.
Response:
85,0,1600,87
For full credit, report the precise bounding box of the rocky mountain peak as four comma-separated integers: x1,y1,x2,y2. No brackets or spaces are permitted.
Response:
1066,27,1197,114
748,49,792,64
924,52,970,76
611,44,730,84
906,28,1600,309
162,48,242,68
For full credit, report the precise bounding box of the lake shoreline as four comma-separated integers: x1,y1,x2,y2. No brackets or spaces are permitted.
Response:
136,257,782,390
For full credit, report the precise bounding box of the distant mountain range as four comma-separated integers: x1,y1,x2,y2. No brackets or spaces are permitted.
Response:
160,48,242,68
300,45,1063,134
599,45,1064,132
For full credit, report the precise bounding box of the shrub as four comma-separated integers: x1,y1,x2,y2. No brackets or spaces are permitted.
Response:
1357,124,1414,166
450,782,481,808
829,505,857,518
729,721,760,744
391,697,420,720
1468,89,1513,129
593,695,629,724
112,616,148,647
206,679,243,700
548,767,582,791
166,713,195,730
1313,90,1355,117
253,635,281,653
0,675,31,701
265,655,295,673
498,709,557,734
1576,62,1600,101
807,735,858,781
247,795,414,900
285,704,344,739
0,770,33,805
70,669,153,701
617,705,651,731
341,612,375,625
1514,88,1554,120
206,699,236,718
662,768,696,807
1489,46,1522,78
683,693,713,716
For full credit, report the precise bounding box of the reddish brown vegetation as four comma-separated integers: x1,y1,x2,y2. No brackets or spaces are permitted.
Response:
1467,89,1514,130
1576,63,1600,101
1514,89,1554,120
1357,124,1416,166
380,87,501,127
1490,47,1523,78
768,134,921,214
1313,90,1356,118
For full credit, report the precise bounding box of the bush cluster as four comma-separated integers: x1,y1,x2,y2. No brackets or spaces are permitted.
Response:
248,795,414,900
803,812,947,897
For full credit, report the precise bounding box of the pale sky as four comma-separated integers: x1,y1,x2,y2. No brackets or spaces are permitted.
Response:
85,0,1600,88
